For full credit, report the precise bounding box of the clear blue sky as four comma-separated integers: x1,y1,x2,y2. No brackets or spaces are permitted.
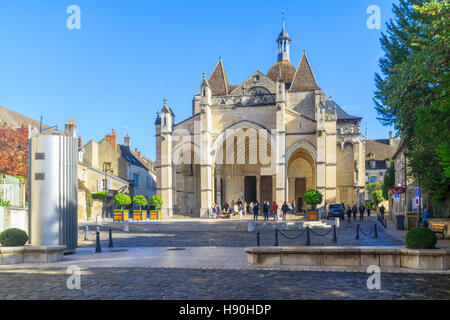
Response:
0,0,397,160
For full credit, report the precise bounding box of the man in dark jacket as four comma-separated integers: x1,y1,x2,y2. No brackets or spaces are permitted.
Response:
263,201,270,221
281,202,289,221
352,205,358,220
380,205,386,220
253,201,260,221
359,204,365,221
346,206,352,223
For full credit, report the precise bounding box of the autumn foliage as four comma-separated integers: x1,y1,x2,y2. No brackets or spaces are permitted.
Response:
0,125,29,180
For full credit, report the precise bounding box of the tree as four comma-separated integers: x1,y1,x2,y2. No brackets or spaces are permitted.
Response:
303,190,323,209
133,195,148,212
114,193,131,210
372,190,385,208
382,160,396,199
374,0,450,202
0,125,29,183
149,195,163,207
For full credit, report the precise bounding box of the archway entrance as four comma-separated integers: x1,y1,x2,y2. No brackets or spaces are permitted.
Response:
260,176,273,204
295,178,306,212
288,146,316,212
244,176,256,203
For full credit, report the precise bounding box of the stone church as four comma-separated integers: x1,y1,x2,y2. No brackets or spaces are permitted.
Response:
156,24,366,218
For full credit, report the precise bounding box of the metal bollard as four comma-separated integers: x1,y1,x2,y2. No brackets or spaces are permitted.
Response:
374,223,379,239
332,225,337,242
256,232,260,247
108,229,114,248
305,227,311,246
274,229,279,247
355,224,360,240
84,225,89,241
336,217,340,228
95,230,102,253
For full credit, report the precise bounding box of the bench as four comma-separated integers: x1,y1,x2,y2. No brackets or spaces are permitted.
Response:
432,224,447,239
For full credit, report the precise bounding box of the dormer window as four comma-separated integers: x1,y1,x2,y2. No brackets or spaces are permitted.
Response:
386,160,391,168
370,159,376,169
254,75,260,83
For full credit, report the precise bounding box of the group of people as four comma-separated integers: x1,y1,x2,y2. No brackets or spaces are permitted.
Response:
343,203,386,222
211,200,299,221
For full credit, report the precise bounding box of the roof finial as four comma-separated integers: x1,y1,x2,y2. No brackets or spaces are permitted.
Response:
203,71,206,81
282,11,286,29
163,97,167,106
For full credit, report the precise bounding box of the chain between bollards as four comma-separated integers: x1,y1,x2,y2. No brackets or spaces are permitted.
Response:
108,229,114,248
274,229,279,247
305,227,311,246
256,232,260,247
95,228,102,253
332,225,337,242
355,224,360,240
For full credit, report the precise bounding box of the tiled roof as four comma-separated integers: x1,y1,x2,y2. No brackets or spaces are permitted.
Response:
0,105,56,134
208,59,230,96
267,60,296,84
289,53,320,92
325,99,362,121
119,145,148,170
365,139,401,162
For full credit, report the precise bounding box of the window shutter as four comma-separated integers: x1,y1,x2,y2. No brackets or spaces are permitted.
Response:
97,179,102,192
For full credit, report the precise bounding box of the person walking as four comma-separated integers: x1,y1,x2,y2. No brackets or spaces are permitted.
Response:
380,204,386,220
253,201,260,221
359,204,365,221
212,203,217,219
346,206,352,223
281,201,289,221
367,206,371,218
263,201,270,221
352,204,358,221
272,201,279,221
422,207,430,228
291,200,296,215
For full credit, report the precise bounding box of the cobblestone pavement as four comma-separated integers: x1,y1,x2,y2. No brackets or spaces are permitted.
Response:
78,219,404,248
0,267,449,300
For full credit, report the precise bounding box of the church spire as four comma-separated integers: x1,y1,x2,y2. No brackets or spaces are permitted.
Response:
277,13,291,62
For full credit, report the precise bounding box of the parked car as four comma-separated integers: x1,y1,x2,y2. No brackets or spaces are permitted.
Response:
326,204,345,219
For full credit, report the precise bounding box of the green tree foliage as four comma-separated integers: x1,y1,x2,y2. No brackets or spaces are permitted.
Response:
372,190,385,207
382,160,396,199
149,195,163,207
133,195,148,210
374,0,450,202
114,193,131,208
303,190,323,206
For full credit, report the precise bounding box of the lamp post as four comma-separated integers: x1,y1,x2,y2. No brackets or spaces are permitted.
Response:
103,166,114,219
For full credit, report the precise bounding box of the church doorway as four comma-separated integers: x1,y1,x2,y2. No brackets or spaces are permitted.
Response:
295,178,306,212
244,176,257,203
260,176,273,204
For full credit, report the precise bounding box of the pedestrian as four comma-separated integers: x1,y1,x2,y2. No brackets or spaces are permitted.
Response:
380,205,386,220
281,201,289,221
359,203,365,221
422,208,430,228
263,201,270,221
291,200,296,215
253,201,260,221
352,204,357,221
367,206,371,218
346,206,352,223
272,201,279,221
212,203,217,219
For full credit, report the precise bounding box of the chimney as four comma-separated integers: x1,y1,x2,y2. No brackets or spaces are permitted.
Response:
78,136,82,148
389,131,393,140
105,129,118,149
64,119,77,138
124,134,131,148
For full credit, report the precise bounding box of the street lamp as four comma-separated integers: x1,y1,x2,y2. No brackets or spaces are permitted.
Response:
103,166,114,219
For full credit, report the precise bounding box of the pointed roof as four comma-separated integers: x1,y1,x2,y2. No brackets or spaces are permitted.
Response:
207,58,230,95
161,97,174,116
289,52,320,92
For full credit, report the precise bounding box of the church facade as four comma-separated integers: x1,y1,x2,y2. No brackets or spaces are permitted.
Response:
156,25,366,218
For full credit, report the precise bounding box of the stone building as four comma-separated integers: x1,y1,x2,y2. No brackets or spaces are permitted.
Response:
365,132,400,185
156,24,365,218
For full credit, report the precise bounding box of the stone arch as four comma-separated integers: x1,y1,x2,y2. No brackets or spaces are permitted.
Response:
287,146,316,210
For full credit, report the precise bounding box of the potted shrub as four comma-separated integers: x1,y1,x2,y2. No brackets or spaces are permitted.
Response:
133,195,148,220
114,193,131,221
0,228,28,247
406,227,437,249
149,195,163,220
303,190,323,221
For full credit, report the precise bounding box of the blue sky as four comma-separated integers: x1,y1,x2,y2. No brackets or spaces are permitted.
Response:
0,0,397,160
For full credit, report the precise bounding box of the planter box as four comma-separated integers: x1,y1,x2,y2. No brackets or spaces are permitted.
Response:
133,210,147,221
149,210,161,220
0,245,65,265
308,210,318,221
114,210,129,221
